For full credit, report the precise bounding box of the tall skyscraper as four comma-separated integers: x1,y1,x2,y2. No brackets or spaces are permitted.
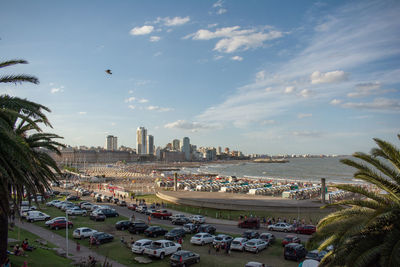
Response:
180,137,191,161
147,135,154,155
105,135,118,151
172,139,180,151
136,127,147,155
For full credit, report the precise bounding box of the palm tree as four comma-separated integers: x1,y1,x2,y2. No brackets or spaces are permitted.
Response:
0,60,64,263
308,134,400,267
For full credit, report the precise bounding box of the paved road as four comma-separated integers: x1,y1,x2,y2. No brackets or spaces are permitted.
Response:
83,193,311,242
15,220,127,267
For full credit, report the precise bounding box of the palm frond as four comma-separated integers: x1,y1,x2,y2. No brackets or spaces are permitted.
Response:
0,59,28,69
0,75,39,84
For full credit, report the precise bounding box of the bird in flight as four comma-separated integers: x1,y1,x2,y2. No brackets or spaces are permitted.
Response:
105,69,112,75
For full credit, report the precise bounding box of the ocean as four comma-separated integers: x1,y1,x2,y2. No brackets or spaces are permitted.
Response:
180,157,361,184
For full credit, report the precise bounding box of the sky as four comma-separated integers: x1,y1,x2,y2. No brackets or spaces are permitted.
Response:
1,0,399,155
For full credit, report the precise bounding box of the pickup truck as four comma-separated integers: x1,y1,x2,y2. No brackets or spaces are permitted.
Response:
151,209,172,220
143,240,181,259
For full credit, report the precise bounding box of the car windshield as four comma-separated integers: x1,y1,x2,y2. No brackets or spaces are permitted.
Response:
150,242,162,249
284,237,293,241
215,237,224,241
247,242,255,246
171,254,181,260
232,241,240,245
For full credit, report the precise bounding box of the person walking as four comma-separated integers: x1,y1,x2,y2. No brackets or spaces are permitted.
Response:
148,215,151,225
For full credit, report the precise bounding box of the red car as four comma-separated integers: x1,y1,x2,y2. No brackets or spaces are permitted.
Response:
127,203,138,211
49,219,73,230
151,209,172,220
295,225,316,235
238,218,260,229
282,235,301,246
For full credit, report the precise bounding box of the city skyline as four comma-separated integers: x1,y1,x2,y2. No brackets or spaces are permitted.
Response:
1,0,399,155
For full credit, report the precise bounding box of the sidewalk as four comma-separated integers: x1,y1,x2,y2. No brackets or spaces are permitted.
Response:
15,220,127,267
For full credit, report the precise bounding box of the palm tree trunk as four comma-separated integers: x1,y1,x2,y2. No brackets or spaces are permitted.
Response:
0,212,8,264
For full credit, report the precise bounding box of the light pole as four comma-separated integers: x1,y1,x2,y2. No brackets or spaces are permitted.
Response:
66,210,69,258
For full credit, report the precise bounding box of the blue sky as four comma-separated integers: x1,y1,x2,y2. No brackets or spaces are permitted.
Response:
1,0,399,155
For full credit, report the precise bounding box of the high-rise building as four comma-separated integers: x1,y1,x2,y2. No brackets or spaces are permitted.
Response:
147,135,154,155
217,146,222,155
172,139,180,151
180,137,191,161
105,135,118,151
136,127,147,155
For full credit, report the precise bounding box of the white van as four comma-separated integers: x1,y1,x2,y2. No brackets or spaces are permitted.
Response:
26,211,51,222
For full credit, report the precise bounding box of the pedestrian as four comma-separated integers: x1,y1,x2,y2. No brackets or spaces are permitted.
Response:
89,236,94,248
225,243,230,254
216,243,220,253
76,242,80,252
130,213,135,222
148,215,151,225
208,243,212,254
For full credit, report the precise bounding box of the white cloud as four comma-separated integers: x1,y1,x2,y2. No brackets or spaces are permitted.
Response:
154,51,162,57
213,0,223,8
342,98,400,111
128,90,134,94
50,87,64,94
208,23,218,28
150,36,161,42
330,99,342,105
217,8,227,15
231,56,243,61
163,16,190,26
128,105,136,110
261,120,276,125
125,97,136,103
111,122,116,126
297,113,312,119
299,89,312,98
186,26,283,53
138,98,148,103
346,82,390,98
146,106,172,112
130,25,154,35
164,120,216,131
285,86,295,94
49,82,54,86
78,111,87,115
292,131,324,138
214,55,223,60
310,70,348,84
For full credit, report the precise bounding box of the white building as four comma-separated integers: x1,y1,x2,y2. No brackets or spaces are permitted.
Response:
136,127,147,155
105,135,118,151
147,135,154,155
172,139,180,151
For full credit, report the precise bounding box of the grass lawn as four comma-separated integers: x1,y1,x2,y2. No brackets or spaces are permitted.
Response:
27,201,300,267
7,226,73,267
136,194,330,224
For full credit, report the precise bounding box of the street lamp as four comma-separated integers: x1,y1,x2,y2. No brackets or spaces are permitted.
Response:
66,209,69,258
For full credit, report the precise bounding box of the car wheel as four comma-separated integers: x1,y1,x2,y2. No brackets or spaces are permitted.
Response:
182,264,186,267
55,226,59,230
242,247,245,252
161,217,164,220
81,236,84,240
196,258,200,263
255,249,259,254
121,227,125,231
201,241,205,246
136,230,140,234
284,229,288,232
160,253,165,259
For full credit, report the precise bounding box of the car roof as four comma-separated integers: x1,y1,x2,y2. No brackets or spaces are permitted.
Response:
247,238,263,242
233,237,247,241
173,250,195,255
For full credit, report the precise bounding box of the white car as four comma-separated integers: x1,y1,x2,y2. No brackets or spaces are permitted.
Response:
190,215,205,224
66,207,87,216
81,203,94,210
73,227,97,239
53,201,66,208
20,206,37,218
245,262,267,267
26,211,50,222
46,200,61,207
45,217,67,227
131,239,152,254
244,239,268,253
190,233,214,245
230,237,248,251
143,240,181,259
170,214,186,221
267,223,293,232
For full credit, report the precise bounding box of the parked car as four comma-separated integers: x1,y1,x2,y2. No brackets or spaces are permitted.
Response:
230,237,248,251
53,201,66,208
146,209,157,216
284,243,307,261
190,233,214,246
98,208,119,217
89,232,114,245
45,217,67,227
90,210,106,222
244,262,269,267
244,239,268,254
267,223,294,232
136,205,147,213
242,230,259,240
81,202,94,210
183,223,198,234
66,207,87,216
306,249,328,261
143,240,181,259
282,235,301,247
128,221,149,234
46,200,61,207
127,203,138,211
213,234,233,247
59,191,70,196
26,211,50,222
112,198,119,204
238,218,260,229
73,227,97,239
115,220,132,231
170,250,200,267
190,215,205,224
132,239,152,254
144,226,168,238
259,233,276,245
165,228,186,240
61,203,76,211
170,214,186,221
118,200,127,207
66,195,80,201
49,219,73,230
172,217,190,225
151,209,172,220
295,225,316,235
20,206,37,218
197,224,216,234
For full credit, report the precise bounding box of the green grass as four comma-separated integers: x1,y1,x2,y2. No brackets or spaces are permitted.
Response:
137,194,329,224
7,226,73,267
27,203,299,266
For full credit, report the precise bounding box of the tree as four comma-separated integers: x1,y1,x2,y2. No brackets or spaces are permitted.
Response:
0,60,64,262
308,134,400,267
